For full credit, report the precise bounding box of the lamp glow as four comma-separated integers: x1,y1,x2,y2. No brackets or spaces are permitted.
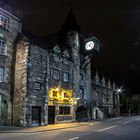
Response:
117,88,122,93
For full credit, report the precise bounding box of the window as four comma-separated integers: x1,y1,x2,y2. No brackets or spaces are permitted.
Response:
34,53,42,63
53,91,57,98
63,50,69,58
80,88,84,99
64,92,69,98
0,15,8,30
59,106,70,115
53,45,61,53
63,72,69,82
0,39,6,55
35,82,42,90
0,66,4,82
53,69,60,80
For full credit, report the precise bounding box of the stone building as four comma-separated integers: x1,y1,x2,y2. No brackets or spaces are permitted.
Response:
11,10,100,126
0,4,120,126
0,5,21,125
91,71,120,120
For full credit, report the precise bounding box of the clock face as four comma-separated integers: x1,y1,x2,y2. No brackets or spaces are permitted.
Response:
85,41,95,50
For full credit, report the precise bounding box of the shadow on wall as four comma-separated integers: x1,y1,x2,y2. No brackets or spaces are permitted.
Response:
76,106,88,122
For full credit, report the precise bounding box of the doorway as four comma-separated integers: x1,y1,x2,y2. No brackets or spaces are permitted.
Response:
48,106,55,124
95,109,98,119
32,106,41,126
76,106,88,122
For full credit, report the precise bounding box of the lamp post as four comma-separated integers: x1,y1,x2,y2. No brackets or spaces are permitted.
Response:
113,87,123,117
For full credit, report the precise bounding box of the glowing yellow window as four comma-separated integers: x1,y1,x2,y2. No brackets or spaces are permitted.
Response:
53,91,57,98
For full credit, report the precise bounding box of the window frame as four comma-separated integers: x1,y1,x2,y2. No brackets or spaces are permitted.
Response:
34,53,42,63
0,14,9,30
59,106,71,115
52,91,57,98
0,39,6,55
34,82,42,90
53,68,60,80
0,66,4,82
63,72,69,82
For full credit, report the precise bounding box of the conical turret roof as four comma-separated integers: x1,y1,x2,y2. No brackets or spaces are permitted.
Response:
61,9,81,32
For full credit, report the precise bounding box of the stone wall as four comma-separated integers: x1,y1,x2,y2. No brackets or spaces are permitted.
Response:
26,45,49,126
85,62,92,119
91,80,119,119
67,32,80,98
13,40,29,126
49,51,73,90
0,8,21,125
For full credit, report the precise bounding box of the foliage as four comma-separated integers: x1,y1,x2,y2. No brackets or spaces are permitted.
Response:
120,94,140,114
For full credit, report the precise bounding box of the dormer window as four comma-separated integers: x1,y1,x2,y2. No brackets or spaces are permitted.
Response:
63,50,69,58
53,45,61,53
0,15,8,30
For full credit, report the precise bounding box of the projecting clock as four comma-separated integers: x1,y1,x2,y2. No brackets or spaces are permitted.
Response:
85,41,95,50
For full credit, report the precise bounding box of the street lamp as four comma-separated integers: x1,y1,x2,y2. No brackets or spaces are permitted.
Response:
116,88,122,94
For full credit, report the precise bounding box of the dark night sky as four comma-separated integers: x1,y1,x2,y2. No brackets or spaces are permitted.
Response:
8,0,140,93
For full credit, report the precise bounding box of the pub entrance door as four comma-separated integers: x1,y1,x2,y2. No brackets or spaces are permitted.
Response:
48,106,55,124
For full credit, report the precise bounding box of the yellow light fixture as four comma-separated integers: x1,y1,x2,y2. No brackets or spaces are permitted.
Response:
73,101,77,105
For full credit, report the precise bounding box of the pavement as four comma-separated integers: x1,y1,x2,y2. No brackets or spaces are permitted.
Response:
0,121,97,133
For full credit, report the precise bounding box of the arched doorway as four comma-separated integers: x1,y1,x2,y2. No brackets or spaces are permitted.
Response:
76,106,88,122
